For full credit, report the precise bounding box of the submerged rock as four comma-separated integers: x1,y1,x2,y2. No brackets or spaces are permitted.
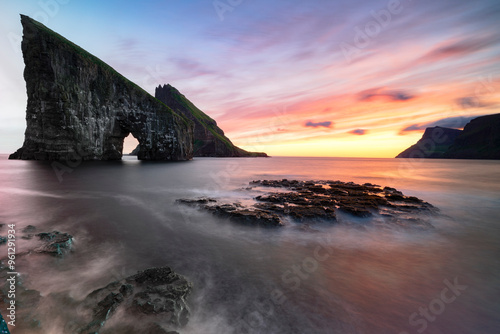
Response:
22,225,37,233
21,225,37,240
176,197,217,205
35,231,73,256
0,313,9,334
79,266,191,334
177,198,283,227
178,180,438,229
206,204,283,227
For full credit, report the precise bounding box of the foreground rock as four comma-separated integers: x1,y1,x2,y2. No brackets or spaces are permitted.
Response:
178,198,283,227
79,267,191,334
35,231,73,256
1,224,190,333
178,180,437,229
9,15,193,161
7,225,74,257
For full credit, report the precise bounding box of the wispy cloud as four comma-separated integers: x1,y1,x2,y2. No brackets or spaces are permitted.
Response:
358,88,415,102
456,96,487,109
349,129,367,135
400,115,481,134
418,36,500,65
305,121,333,128
168,57,216,77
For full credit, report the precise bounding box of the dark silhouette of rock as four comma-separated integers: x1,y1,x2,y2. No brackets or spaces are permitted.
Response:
153,84,268,157
130,144,141,156
9,15,193,161
178,180,437,229
79,267,191,334
396,127,462,158
396,114,500,159
443,113,500,159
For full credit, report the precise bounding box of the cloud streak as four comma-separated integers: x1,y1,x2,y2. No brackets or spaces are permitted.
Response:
418,36,500,65
305,121,333,128
350,129,367,135
358,88,415,102
400,116,481,134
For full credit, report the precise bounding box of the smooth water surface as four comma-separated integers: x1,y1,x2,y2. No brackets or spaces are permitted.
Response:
0,155,499,333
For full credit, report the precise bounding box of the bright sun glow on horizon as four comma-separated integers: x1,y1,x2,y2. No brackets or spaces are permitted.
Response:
239,131,425,158
0,0,499,158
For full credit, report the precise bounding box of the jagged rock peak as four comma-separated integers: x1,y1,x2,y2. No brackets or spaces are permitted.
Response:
10,15,193,161
154,83,268,157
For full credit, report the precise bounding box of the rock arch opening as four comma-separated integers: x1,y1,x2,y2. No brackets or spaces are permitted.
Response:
9,15,193,161
123,133,140,156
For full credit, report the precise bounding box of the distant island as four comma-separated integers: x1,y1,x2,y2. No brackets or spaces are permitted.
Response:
9,15,266,161
396,113,500,160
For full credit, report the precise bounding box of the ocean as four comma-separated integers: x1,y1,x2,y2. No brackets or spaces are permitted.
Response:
0,155,499,334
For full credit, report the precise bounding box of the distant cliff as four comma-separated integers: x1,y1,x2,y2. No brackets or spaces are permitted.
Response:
443,113,500,159
396,114,500,159
153,84,267,157
396,127,462,159
10,15,193,161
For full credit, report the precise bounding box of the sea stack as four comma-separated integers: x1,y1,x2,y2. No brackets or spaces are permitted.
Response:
9,15,193,161
154,84,268,157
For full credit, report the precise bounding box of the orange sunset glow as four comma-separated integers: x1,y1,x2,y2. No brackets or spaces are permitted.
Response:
1,0,500,157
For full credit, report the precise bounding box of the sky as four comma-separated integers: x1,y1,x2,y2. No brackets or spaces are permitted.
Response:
1,0,499,157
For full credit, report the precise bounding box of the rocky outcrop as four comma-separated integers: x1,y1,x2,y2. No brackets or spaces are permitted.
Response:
79,266,191,334
153,84,268,157
35,231,73,256
9,15,193,161
178,180,437,229
396,114,500,159
443,113,500,159
1,223,191,332
396,127,462,158
0,262,190,333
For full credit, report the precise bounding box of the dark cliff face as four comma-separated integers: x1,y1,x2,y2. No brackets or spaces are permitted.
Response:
443,113,500,159
396,113,500,160
9,15,193,161
396,127,462,159
154,84,268,157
